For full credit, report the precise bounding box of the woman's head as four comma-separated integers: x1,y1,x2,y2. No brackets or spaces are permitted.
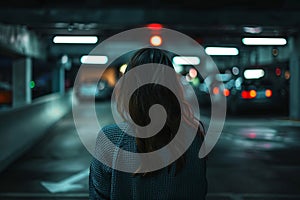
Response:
125,48,174,72
115,48,200,175
117,48,187,124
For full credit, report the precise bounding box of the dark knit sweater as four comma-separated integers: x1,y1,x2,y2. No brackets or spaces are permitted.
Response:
89,123,207,200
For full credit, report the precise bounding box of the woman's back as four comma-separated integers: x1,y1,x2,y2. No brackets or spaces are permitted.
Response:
89,48,207,199
90,123,207,199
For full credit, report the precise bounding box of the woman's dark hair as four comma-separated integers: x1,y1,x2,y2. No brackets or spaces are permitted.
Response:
116,48,203,176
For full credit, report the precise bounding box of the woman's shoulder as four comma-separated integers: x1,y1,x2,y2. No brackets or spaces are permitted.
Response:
98,122,135,150
100,122,127,135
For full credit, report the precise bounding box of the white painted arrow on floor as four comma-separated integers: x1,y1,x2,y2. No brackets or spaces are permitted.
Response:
41,168,89,193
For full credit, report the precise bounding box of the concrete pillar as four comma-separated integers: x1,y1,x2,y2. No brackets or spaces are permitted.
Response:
249,46,289,66
52,65,65,95
249,49,257,65
277,46,290,61
257,47,273,64
239,50,250,67
289,36,300,119
12,57,32,108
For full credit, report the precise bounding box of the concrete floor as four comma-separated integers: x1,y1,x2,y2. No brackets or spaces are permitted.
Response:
0,102,300,200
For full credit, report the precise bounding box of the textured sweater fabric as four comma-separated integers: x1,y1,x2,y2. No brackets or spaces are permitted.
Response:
89,123,207,200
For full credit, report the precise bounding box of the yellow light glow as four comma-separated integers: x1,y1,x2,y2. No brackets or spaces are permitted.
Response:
150,35,162,46
265,89,272,98
120,64,128,74
249,90,257,98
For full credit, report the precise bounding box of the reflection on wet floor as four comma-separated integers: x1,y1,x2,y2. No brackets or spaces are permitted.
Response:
222,125,300,151
0,102,300,199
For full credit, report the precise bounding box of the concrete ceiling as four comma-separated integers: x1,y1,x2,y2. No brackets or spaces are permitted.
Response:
0,0,299,36
0,0,299,57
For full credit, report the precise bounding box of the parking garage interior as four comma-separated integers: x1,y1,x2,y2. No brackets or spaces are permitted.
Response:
1,1,300,200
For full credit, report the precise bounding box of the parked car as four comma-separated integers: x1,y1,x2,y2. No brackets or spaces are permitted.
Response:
227,63,289,113
76,79,113,101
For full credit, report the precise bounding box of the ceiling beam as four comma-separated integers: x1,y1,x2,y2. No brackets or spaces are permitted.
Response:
0,23,46,59
0,8,300,29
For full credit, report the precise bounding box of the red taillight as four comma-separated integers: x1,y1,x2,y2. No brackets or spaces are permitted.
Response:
223,88,230,97
275,67,281,76
265,89,272,98
241,90,256,99
241,90,248,99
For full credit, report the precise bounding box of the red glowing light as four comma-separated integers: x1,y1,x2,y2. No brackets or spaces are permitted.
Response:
213,87,219,95
241,91,249,99
241,90,256,99
223,88,230,97
147,23,163,30
275,67,281,76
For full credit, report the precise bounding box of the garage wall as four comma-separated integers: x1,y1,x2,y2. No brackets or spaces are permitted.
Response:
0,91,72,172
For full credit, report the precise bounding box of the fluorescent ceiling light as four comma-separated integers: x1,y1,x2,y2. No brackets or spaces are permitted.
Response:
244,69,265,79
80,55,108,64
53,36,98,44
205,47,239,56
172,56,200,65
242,38,287,46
